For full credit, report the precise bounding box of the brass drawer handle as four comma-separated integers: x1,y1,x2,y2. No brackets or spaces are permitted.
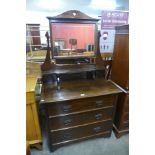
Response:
64,118,72,126
96,100,103,107
93,126,102,133
62,105,72,112
63,133,72,139
95,113,103,120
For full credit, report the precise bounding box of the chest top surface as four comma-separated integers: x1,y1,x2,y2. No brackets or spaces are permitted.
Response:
40,79,122,104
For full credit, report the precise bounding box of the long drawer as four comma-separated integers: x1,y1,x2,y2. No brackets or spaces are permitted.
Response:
51,130,111,151
50,120,112,144
47,95,115,116
49,107,113,131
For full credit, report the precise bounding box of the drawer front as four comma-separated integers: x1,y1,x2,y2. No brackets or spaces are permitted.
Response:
50,131,111,151
49,107,114,130
50,120,112,144
47,95,115,116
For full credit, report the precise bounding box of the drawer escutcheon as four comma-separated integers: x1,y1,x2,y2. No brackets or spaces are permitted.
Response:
63,118,73,126
93,126,102,133
95,113,103,120
63,133,72,139
96,100,104,107
62,105,72,112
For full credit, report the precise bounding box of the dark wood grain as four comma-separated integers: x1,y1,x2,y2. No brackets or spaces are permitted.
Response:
115,25,129,34
111,25,129,138
40,79,122,103
111,25,129,90
50,120,112,144
124,99,129,112
41,31,54,71
54,56,95,64
122,120,129,129
48,107,114,131
42,64,98,75
124,112,129,121
113,92,129,137
47,10,99,21
46,95,114,117
50,131,111,151
39,10,123,151
42,10,105,74
42,79,122,151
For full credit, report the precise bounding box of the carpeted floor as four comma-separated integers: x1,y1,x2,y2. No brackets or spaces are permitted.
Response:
31,131,129,155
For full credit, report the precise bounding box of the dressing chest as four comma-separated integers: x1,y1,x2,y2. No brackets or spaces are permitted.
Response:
39,10,122,151
40,79,122,151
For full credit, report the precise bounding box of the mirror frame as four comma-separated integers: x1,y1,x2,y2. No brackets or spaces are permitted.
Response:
41,10,104,71
47,10,99,59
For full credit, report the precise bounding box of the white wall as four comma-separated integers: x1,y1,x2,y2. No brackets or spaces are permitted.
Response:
26,0,128,44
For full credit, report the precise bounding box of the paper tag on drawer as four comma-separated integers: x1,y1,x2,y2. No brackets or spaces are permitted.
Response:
80,93,85,96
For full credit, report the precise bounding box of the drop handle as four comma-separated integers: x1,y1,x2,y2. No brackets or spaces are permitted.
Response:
93,126,102,133
64,118,72,126
95,113,103,120
62,105,72,112
96,100,103,107
63,133,72,139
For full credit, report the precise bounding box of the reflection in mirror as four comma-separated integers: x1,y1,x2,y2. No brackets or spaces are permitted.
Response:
26,24,50,62
51,23,95,58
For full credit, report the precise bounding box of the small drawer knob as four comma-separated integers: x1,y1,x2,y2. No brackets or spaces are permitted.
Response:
63,133,72,139
96,100,103,107
93,126,102,133
95,113,103,120
64,118,72,126
62,105,72,112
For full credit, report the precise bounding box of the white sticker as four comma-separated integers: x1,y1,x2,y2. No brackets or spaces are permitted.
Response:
80,94,85,96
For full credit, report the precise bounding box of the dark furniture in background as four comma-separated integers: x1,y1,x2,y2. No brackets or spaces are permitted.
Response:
40,10,122,151
111,25,129,138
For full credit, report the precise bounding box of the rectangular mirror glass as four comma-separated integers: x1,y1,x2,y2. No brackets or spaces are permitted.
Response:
26,24,50,62
51,23,96,58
